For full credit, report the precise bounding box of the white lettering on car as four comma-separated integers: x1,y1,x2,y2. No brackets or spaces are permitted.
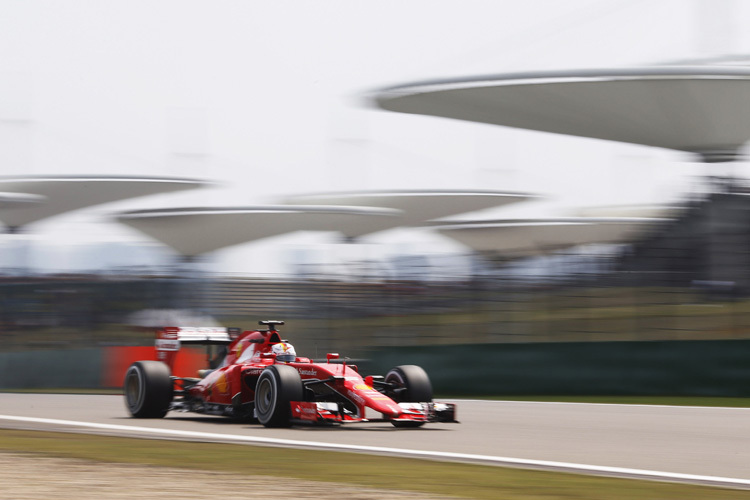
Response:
155,339,180,351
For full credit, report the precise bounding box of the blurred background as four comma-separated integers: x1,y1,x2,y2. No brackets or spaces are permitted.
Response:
3,0,750,396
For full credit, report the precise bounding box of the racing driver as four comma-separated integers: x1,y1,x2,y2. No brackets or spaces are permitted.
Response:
272,342,296,363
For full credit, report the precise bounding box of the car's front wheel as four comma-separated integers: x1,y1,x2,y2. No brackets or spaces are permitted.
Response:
385,365,433,428
254,365,303,427
124,360,173,418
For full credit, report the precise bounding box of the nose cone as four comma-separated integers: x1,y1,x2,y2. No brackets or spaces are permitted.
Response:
346,381,403,417
368,397,402,418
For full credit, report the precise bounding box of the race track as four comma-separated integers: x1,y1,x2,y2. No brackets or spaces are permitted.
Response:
2,394,750,488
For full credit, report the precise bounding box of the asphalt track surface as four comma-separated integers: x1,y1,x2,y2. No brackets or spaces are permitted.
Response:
2,394,750,489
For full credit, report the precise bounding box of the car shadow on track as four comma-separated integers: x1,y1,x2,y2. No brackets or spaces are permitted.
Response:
289,425,451,433
113,416,247,425
116,415,453,432
246,421,454,433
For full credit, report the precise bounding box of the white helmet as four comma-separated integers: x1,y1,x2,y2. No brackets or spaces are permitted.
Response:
271,342,296,363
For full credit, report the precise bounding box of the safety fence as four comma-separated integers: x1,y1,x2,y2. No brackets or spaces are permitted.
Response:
3,339,750,396
1,273,750,354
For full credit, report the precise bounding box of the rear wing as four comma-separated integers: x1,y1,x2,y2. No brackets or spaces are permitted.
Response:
156,326,240,370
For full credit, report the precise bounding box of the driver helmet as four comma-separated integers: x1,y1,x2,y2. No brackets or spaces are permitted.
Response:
271,342,296,363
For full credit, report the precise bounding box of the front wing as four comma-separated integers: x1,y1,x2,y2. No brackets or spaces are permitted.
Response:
290,401,457,425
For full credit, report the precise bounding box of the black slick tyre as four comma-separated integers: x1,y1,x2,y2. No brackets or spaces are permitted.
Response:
254,365,303,427
385,365,432,428
124,360,173,418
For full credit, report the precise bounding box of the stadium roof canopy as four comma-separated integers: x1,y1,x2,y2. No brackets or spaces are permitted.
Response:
0,192,46,210
0,176,208,230
116,206,401,257
284,190,537,238
374,66,750,163
431,217,666,257
571,203,683,219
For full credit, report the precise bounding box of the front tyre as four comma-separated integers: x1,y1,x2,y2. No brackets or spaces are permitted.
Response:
124,361,173,418
254,365,303,427
385,365,433,428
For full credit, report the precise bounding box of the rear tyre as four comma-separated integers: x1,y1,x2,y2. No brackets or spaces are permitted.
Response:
124,361,173,418
385,365,432,428
254,365,303,427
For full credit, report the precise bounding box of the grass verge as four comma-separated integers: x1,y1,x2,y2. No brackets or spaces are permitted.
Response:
0,429,747,500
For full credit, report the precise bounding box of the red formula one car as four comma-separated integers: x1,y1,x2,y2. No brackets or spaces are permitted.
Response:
124,320,456,427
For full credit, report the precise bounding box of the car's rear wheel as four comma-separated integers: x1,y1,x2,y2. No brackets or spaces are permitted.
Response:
254,365,303,427
385,365,432,428
124,360,173,418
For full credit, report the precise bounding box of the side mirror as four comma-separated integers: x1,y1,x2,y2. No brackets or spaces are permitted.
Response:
326,353,339,363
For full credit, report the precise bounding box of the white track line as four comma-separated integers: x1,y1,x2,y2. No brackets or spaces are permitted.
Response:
1,414,749,490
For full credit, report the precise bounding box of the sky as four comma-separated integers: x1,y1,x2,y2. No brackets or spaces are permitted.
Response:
0,0,749,275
